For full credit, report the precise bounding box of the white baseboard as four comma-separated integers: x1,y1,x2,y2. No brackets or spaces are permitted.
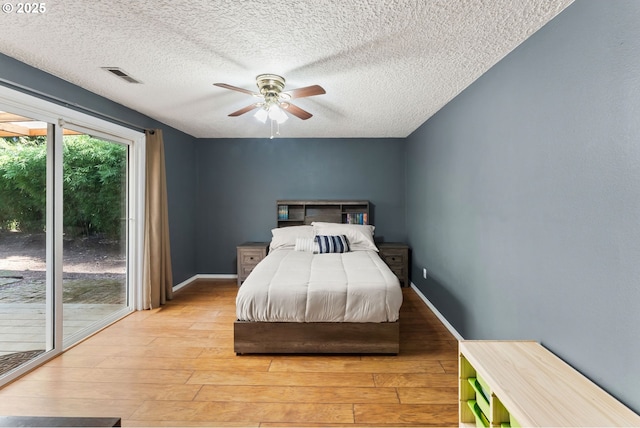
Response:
173,273,237,292
410,282,464,341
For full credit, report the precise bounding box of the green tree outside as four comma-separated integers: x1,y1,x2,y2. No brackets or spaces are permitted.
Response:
0,135,126,238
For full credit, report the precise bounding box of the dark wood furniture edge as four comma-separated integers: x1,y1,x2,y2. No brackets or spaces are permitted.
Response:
0,416,121,427
276,199,370,205
234,321,399,354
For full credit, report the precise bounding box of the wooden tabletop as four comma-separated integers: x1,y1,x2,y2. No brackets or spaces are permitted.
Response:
460,340,640,427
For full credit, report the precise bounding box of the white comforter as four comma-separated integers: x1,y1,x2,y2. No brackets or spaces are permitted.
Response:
236,249,403,322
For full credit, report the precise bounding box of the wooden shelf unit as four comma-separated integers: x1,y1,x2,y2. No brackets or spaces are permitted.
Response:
459,340,640,427
276,200,369,227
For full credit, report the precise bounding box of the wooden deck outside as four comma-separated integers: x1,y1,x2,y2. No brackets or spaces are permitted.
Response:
0,279,460,427
0,303,125,355
0,230,126,358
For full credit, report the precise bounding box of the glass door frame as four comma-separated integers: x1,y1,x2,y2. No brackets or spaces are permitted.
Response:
59,123,135,348
0,84,145,385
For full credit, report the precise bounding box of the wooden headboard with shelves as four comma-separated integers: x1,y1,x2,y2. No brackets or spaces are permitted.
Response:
276,200,370,227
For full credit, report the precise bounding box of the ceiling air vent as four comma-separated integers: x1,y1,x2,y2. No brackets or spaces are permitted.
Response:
101,67,142,84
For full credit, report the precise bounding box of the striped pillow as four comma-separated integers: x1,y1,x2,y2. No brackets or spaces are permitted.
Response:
315,235,350,254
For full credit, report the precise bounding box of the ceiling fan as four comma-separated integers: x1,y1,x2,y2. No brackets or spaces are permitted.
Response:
214,74,326,122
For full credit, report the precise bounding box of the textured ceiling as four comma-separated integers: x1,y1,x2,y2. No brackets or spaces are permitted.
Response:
0,0,573,139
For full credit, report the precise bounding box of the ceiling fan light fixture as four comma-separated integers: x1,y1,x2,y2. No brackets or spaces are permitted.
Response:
254,108,269,123
268,105,288,124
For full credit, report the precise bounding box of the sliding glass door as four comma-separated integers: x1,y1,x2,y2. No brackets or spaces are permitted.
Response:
0,86,143,382
0,112,50,374
61,131,129,345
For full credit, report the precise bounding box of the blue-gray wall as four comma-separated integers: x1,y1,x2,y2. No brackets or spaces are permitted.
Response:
406,0,640,412
0,53,198,284
195,138,406,273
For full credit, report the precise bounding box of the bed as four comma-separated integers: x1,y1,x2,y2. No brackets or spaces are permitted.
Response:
234,221,403,354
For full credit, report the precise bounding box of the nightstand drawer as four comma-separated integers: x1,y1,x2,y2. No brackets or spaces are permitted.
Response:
240,264,257,278
240,250,264,266
380,250,406,266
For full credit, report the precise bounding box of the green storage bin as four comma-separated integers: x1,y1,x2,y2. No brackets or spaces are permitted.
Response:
467,400,489,428
476,373,491,399
468,377,490,417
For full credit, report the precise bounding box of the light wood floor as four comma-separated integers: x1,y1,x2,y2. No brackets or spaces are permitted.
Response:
0,280,459,427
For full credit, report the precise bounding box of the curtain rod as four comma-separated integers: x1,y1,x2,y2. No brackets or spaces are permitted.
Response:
0,78,149,133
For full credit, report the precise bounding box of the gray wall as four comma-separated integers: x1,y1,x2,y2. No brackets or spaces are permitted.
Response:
406,0,640,412
195,138,406,273
0,53,198,284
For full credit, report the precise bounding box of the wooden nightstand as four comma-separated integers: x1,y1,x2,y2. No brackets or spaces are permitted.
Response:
236,242,269,286
377,242,410,287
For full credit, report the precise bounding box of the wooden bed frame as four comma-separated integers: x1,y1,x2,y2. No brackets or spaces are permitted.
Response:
234,199,400,355
234,320,399,354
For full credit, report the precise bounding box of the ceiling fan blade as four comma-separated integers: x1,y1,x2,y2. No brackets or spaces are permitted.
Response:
229,103,260,117
214,83,260,97
283,85,326,99
281,103,312,120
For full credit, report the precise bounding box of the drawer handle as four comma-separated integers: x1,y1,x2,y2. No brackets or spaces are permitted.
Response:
249,257,255,260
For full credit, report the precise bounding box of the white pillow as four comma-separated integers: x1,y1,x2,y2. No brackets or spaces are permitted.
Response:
311,222,378,252
294,237,319,253
270,225,314,251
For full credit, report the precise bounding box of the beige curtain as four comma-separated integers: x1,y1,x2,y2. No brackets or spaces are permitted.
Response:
143,129,173,309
